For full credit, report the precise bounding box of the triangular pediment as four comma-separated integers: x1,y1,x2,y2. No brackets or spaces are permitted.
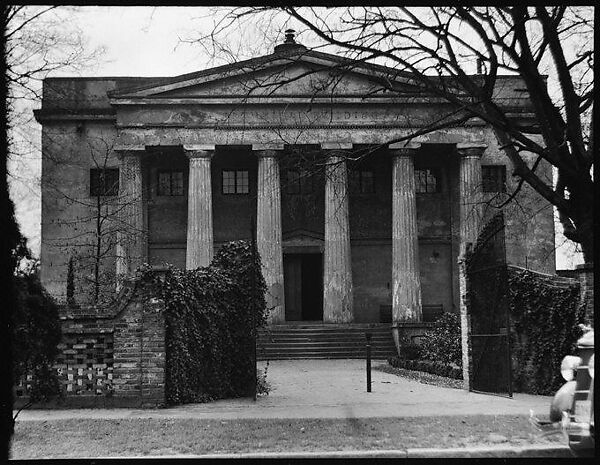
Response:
109,50,420,100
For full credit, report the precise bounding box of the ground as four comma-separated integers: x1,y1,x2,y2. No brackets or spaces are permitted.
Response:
11,360,567,458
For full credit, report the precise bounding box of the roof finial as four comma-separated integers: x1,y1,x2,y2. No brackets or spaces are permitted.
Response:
284,29,296,44
274,28,306,54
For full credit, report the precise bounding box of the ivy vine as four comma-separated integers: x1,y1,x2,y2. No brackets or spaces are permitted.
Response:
508,268,584,395
142,241,267,405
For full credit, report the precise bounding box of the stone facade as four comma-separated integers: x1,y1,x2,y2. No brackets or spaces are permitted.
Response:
35,38,557,329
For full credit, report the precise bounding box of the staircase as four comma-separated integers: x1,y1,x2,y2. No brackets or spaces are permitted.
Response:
257,323,398,360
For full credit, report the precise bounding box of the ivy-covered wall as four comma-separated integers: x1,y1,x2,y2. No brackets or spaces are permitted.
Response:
508,266,584,395
145,240,267,405
15,240,266,408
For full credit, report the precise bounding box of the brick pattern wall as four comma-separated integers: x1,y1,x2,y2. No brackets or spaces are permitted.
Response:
14,278,166,408
57,333,114,396
15,332,114,398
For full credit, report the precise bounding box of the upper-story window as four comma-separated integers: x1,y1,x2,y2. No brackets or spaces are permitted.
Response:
482,165,507,193
286,170,313,194
349,169,375,194
415,168,441,193
157,170,184,196
90,168,119,196
222,170,249,194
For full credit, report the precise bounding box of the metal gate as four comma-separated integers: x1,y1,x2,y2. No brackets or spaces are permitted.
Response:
467,212,512,397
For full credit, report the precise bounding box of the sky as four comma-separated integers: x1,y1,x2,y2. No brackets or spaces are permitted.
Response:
7,6,585,269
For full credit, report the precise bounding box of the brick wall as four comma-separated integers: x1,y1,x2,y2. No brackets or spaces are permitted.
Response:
112,285,165,407
14,277,166,408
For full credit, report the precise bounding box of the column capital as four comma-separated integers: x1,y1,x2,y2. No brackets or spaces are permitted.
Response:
184,145,214,159
114,146,145,157
321,142,353,151
389,142,421,157
457,143,487,158
252,143,285,152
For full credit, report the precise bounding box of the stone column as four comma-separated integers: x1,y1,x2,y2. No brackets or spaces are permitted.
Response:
390,143,422,323
458,144,486,255
253,144,285,324
576,263,594,327
184,145,215,269
116,149,145,289
322,143,353,323
457,143,486,390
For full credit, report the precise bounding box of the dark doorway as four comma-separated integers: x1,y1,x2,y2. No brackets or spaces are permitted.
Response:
283,253,323,321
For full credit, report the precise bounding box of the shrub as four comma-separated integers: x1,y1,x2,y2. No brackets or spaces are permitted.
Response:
256,363,271,396
397,336,422,360
421,312,462,367
388,357,463,380
12,270,62,404
66,256,76,307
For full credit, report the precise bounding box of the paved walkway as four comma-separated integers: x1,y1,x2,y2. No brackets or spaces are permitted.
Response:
16,360,552,421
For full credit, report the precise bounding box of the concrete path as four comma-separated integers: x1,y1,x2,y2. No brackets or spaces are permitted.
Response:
16,360,552,421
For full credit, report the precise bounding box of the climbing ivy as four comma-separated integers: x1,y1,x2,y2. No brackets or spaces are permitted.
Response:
143,241,267,405
508,268,584,395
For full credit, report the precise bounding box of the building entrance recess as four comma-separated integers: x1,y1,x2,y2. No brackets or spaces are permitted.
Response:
283,253,323,321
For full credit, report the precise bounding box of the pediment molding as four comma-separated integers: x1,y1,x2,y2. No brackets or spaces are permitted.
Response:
108,50,420,102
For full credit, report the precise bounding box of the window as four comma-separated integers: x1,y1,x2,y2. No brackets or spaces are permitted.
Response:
222,170,249,194
285,170,313,194
349,169,375,194
482,165,507,193
415,168,440,193
157,170,184,196
90,168,119,196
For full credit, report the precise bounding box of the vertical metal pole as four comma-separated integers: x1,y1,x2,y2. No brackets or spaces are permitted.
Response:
366,332,372,392
251,215,257,401
505,270,513,398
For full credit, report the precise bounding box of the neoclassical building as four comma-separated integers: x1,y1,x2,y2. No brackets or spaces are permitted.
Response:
35,33,555,325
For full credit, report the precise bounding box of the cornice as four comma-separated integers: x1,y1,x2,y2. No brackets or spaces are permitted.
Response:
34,108,116,123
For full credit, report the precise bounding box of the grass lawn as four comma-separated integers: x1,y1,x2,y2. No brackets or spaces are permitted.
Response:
11,415,565,458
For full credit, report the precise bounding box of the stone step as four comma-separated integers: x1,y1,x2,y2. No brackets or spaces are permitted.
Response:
258,356,393,361
258,352,395,359
257,323,397,360
258,336,395,343
259,329,392,334
258,343,394,349
263,324,392,330
258,329,392,336
258,338,395,344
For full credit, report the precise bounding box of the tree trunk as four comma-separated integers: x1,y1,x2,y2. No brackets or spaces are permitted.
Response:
566,181,594,263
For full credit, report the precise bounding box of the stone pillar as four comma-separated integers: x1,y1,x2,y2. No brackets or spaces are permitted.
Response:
253,144,285,324
116,149,145,289
576,263,594,327
184,145,215,269
458,144,486,255
390,143,422,324
457,143,486,390
322,143,353,323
